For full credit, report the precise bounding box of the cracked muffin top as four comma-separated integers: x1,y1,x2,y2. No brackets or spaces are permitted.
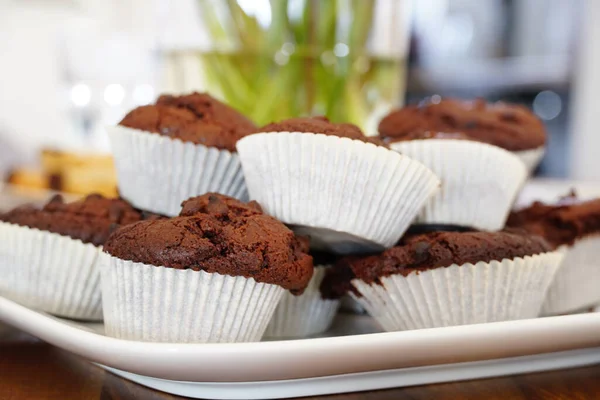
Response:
257,116,385,146
320,230,551,299
103,193,314,294
0,194,162,246
118,92,257,152
378,98,546,151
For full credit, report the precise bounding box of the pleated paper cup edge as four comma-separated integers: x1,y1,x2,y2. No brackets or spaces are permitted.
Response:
390,139,527,230
237,131,441,249
107,125,238,157
265,265,341,338
542,235,600,315
107,125,246,216
0,222,102,320
100,253,285,343
350,251,564,331
513,146,546,174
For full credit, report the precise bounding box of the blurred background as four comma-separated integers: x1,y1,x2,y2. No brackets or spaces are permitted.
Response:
0,0,597,200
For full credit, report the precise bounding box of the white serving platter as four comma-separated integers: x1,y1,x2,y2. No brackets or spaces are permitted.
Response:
2,296,600,399
2,179,600,398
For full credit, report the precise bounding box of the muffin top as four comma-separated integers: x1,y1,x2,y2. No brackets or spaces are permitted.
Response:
378,98,546,151
0,194,161,246
507,193,600,248
103,193,314,294
258,116,385,146
321,230,551,298
118,92,257,152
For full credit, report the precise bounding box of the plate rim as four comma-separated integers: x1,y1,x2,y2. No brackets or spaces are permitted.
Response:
2,295,600,382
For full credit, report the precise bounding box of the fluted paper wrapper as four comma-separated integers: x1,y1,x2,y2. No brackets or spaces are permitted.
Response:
351,251,564,331
542,236,600,315
100,254,284,343
237,132,440,254
0,222,102,320
390,140,527,231
107,126,247,217
514,146,545,175
264,266,340,338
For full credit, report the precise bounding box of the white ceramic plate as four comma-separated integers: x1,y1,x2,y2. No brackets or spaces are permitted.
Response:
2,296,600,399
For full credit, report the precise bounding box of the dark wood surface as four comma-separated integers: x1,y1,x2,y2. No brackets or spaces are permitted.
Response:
1,330,599,400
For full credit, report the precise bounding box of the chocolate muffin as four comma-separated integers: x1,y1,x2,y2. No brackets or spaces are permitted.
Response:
0,193,157,320
0,194,161,246
259,116,385,146
119,92,256,152
507,193,600,315
507,195,600,248
104,193,313,294
376,98,529,231
101,193,314,343
320,230,562,331
378,98,546,152
109,92,252,217
322,230,551,299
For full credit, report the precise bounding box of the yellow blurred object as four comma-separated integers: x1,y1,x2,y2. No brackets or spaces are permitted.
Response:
41,149,118,197
41,150,115,174
6,168,48,190
60,165,118,197
7,149,118,197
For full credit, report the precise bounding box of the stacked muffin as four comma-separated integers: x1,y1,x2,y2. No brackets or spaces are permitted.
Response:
238,116,439,253
0,92,576,342
108,93,256,216
237,115,440,337
321,98,564,332
378,98,547,174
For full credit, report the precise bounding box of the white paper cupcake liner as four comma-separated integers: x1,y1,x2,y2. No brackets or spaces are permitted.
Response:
264,266,340,338
0,222,103,320
100,254,284,343
542,236,600,315
514,146,545,175
390,140,527,231
107,125,248,217
350,251,564,331
237,132,440,254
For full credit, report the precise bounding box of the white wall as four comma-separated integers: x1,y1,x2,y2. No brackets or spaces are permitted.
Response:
0,4,77,163
0,0,160,163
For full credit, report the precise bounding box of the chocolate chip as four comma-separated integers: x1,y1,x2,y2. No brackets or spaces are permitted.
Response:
414,241,430,255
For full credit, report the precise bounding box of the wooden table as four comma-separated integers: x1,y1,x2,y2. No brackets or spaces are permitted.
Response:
1,330,598,400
